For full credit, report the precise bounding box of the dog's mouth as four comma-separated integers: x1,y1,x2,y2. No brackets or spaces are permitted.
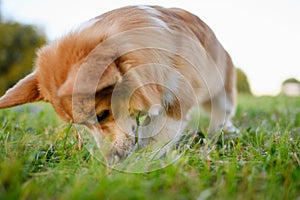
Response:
80,109,182,167
78,115,188,172
85,122,136,160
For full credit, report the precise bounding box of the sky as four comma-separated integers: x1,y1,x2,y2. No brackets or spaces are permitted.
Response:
2,0,300,95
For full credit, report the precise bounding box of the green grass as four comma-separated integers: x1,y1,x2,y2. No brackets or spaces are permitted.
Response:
0,95,300,200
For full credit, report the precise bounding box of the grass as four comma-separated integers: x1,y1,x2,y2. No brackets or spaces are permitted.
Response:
0,94,299,200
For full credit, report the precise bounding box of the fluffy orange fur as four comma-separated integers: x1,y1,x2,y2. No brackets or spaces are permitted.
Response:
0,5,237,158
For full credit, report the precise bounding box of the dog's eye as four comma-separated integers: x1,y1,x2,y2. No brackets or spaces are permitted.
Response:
97,110,110,122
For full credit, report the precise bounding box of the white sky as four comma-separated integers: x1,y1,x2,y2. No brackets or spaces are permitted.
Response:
2,0,300,95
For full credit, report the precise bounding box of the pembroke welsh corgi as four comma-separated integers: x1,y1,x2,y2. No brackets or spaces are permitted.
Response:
0,5,237,159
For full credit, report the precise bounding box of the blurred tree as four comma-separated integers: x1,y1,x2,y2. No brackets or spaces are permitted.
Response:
0,21,46,95
282,77,300,84
236,68,252,94
281,77,300,96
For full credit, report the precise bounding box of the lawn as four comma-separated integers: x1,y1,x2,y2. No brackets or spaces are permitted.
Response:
0,94,299,200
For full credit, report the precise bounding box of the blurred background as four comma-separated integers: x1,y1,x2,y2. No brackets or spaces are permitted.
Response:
0,0,299,96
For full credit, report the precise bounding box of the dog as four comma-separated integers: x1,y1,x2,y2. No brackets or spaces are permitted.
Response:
0,5,237,159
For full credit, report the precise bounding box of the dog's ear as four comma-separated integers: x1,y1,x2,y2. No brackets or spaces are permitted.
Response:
0,72,42,109
96,62,122,92
58,62,121,97
58,40,121,97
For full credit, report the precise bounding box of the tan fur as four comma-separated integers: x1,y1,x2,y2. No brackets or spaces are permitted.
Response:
0,5,237,158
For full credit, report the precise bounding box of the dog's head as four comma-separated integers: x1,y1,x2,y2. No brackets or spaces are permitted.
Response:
0,30,181,160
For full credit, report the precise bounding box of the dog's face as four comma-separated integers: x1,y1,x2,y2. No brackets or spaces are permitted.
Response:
0,56,140,158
